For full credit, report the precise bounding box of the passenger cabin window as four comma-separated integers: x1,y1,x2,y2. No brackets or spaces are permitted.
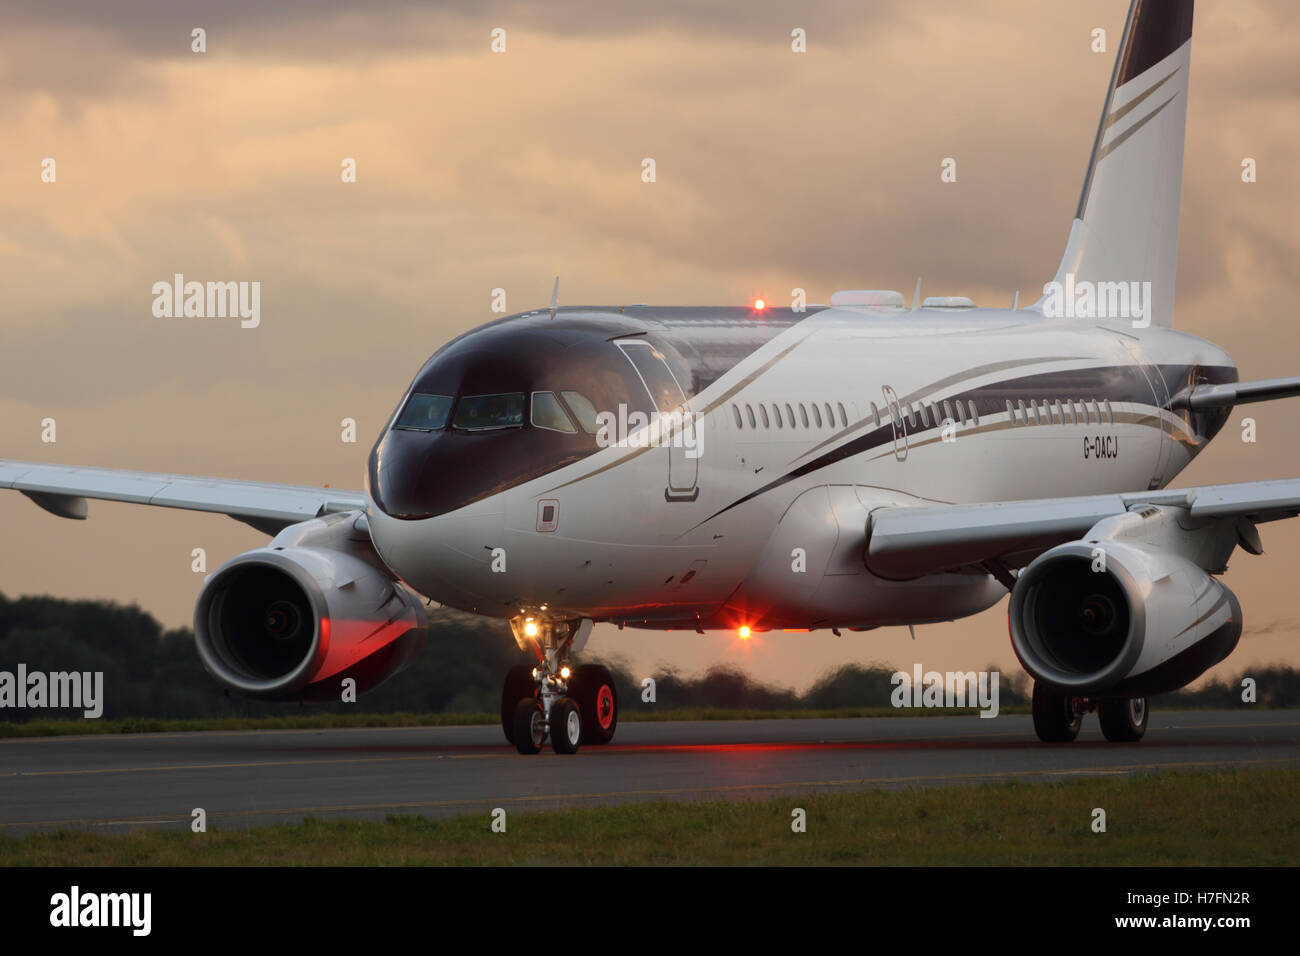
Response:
869,402,880,428
453,392,525,431
772,403,783,428
798,403,809,428
746,404,757,428
968,400,979,425
837,402,848,427
531,392,576,433
812,403,823,427
732,404,743,429
394,393,453,431
942,400,954,424
560,390,601,434
824,403,835,428
760,404,771,428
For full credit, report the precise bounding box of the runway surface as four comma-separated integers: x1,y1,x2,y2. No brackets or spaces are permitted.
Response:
1,710,1297,833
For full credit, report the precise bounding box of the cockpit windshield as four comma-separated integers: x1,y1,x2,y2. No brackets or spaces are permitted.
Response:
394,389,611,437
451,392,525,431
393,393,453,431
371,320,696,520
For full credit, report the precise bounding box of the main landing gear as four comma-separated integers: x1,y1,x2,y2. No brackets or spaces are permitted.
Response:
1031,681,1149,743
500,616,619,755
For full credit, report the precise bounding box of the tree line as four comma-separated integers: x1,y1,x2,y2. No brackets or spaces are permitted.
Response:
0,592,1294,721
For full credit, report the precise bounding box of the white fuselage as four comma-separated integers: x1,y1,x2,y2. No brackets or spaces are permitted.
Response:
366,305,1236,631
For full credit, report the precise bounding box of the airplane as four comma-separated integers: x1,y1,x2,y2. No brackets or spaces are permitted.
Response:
4,0,1297,754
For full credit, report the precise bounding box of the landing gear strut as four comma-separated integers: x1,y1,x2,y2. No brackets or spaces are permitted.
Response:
1031,680,1148,743
500,616,618,754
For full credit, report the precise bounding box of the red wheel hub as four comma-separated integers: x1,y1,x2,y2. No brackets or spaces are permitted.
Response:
596,684,614,729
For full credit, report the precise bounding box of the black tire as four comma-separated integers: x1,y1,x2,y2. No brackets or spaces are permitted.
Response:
501,665,535,745
1032,681,1083,742
513,698,545,754
1098,696,1148,742
570,664,618,745
550,697,582,755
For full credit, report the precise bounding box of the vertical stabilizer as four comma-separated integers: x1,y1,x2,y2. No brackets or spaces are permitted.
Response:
1042,0,1195,328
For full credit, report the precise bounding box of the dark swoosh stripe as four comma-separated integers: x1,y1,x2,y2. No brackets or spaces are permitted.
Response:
693,362,1234,528
795,355,1089,463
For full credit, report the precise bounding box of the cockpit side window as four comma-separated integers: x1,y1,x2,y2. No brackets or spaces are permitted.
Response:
559,390,601,434
452,392,525,431
394,393,453,431
616,340,687,412
531,391,577,433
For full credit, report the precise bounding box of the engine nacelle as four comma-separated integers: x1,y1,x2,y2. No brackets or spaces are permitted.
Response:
194,513,428,700
1009,507,1243,697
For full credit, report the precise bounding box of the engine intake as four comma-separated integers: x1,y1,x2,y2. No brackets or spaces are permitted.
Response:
1009,537,1241,697
195,517,428,700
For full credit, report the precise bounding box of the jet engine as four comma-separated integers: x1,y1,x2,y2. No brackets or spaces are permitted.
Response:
194,513,428,700
1008,506,1243,697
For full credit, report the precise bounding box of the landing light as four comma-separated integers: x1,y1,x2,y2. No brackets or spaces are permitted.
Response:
560,666,571,679
752,298,766,312
524,620,539,638
738,626,751,640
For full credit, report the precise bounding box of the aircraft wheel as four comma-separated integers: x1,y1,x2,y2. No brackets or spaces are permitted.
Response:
550,697,582,755
513,698,545,754
1099,696,1148,742
501,665,535,745
570,664,618,745
1032,681,1082,742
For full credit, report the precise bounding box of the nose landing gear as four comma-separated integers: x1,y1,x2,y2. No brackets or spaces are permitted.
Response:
501,616,619,754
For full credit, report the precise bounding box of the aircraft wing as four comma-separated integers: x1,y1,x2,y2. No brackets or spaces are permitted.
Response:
866,478,1300,580
0,459,365,535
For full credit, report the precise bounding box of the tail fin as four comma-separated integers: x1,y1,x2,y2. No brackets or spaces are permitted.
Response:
1044,0,1195,328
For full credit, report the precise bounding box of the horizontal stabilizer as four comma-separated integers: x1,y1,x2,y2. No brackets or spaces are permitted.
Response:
1184,376,1300,409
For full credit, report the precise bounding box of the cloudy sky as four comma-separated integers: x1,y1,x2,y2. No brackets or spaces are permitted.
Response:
2,0,1298,691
